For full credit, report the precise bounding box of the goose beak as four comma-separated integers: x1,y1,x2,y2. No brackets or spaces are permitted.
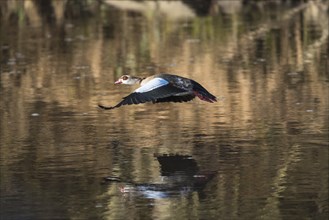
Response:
115,80,122,84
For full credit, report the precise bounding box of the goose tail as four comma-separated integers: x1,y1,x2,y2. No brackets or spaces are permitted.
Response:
192,80,217,103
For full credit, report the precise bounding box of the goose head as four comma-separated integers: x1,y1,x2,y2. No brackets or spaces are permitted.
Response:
115,75,141,85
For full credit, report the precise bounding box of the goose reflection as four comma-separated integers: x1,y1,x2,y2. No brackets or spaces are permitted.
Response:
103,154,216,199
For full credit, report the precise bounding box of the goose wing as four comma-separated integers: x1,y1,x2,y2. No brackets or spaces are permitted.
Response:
98,77,192,110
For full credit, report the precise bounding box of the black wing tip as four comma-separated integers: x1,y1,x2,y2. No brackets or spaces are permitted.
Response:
98,104,115,110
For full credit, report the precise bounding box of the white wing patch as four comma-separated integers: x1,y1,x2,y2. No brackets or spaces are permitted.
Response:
135,78,169,93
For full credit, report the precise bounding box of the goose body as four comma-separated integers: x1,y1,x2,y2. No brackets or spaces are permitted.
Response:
98,73,217,110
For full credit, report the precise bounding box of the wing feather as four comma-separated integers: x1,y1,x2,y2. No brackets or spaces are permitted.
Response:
153,94,195,103
135,78,169,93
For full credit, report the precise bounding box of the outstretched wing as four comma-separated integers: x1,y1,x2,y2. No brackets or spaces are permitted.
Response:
98,78,191,110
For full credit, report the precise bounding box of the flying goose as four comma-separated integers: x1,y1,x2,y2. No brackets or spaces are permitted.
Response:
98,73,217,110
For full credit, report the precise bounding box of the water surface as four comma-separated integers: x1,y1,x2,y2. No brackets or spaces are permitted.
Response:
0,1,328,219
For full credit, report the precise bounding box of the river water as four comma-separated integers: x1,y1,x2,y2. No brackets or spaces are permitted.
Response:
0,1,328,219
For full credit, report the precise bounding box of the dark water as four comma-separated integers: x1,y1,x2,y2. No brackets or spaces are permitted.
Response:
1,1,328,219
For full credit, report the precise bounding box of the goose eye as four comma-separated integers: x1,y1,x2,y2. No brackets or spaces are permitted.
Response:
122,76,128,80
